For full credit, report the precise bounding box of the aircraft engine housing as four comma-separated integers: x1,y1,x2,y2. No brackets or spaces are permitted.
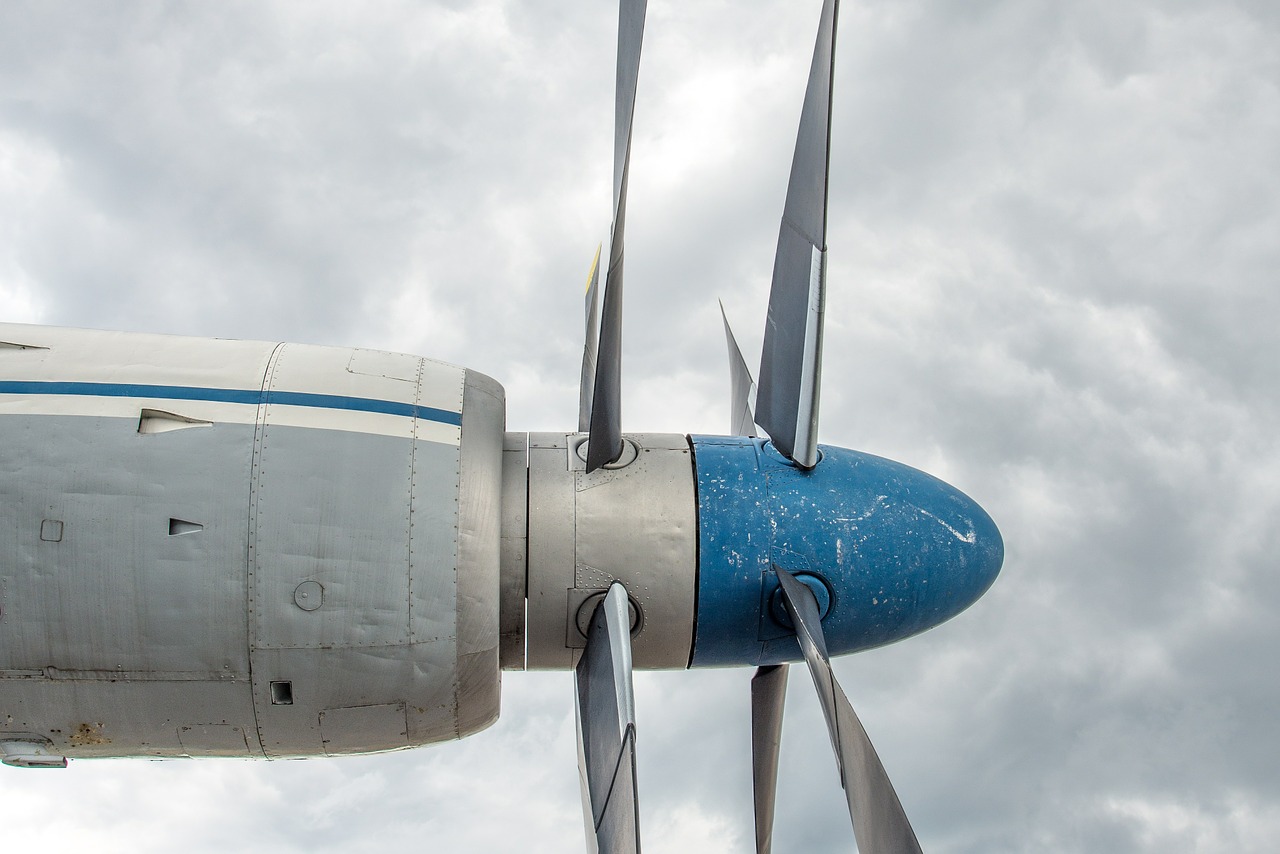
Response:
0,324,503,761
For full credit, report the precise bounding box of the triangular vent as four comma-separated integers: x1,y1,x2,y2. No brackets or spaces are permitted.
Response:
138,409,212,435
168,518,204,536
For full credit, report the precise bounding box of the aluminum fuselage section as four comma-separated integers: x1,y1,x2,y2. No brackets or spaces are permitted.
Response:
0,324,503,759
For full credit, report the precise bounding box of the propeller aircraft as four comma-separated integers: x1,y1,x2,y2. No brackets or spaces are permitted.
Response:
0,0,1003,851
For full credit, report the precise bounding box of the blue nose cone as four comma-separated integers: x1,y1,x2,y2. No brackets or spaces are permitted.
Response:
689,436,1003,667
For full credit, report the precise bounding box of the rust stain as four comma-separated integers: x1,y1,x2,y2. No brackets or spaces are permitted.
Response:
69,722,110,747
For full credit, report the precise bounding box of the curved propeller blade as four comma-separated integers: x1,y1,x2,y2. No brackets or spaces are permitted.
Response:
755,0,839,470
751,664,788,854
719,300,757,437
587,0,649,471
775,568,922,854
580,245,603,433
575,583,641,853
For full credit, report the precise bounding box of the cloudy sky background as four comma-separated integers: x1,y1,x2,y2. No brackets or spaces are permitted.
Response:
2,0,1277,851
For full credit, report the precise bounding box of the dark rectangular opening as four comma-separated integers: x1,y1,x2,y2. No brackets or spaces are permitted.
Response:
269,681,293,705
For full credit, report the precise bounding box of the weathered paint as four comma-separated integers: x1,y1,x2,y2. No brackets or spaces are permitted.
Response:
689,435,1003,667
1,323,1003,762
0,324,503,759
523,434,698,671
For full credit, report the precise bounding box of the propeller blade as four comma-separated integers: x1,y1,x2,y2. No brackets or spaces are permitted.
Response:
587,0,648,471
580,244,603,433
575,583,641,853
755,0,839,470
720,300,757,437
751,664,788,854
775,568,922,854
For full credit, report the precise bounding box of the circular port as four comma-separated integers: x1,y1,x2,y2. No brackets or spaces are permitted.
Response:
769,572,832,627
575,590,643,639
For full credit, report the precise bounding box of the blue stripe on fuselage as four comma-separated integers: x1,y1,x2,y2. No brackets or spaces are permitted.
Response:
0,380,462,427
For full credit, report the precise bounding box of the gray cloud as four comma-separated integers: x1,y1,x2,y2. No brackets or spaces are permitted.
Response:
2,0,1277,851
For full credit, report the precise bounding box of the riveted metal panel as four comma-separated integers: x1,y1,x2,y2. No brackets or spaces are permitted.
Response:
347,349,420,382
0,324,266,757
0,326,269,681
248,344,470,757
0,680,256,759
407,430,461,646
499,432,528,671
249,342,423,651
320,702,408,756
525,433,697,670
249,425,415,650
0,415,256,675
177,724,250,756
249,640,464,756
454,370,504,738
0,324,502,758
403,367,465,748
525,433,579,670
0,323,278,400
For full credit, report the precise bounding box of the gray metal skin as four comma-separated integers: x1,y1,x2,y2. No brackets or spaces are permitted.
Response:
0,323,699,763
517,432,698,671
0,323,503,761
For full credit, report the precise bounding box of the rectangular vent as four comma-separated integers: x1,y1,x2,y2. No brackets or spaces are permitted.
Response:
168,518,204,536
270,681,294,705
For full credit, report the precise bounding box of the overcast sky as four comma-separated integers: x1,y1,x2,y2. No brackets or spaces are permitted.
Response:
2,1,1278,851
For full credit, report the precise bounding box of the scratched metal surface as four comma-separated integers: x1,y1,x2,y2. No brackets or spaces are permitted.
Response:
524,433,698,671
690,435,1004,668
0,324,505,760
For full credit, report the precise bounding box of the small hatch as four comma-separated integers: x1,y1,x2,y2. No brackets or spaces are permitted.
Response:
269,681,294,705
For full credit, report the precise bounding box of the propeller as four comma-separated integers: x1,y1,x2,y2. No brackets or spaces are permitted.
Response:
580,245,603,433
719,300,757,438
575,0,923,850
755,0,839,470
584,0,648,472
756,568,923,854
750,664,787,854
743,4,920,845
575,583,641,854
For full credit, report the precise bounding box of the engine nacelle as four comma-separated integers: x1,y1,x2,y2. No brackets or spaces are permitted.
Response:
507,433,699,671
1,323,1003,765
0,324,503,760
504,433,1003,673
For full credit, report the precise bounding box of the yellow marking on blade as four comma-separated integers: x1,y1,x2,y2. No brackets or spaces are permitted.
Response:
585,243,602,293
